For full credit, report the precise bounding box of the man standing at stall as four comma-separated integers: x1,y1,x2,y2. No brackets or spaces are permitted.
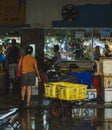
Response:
52,45,61,72
7,39,20,93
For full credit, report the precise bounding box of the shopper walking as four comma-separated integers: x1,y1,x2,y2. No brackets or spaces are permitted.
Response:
7,39,20,93
18,46,41,109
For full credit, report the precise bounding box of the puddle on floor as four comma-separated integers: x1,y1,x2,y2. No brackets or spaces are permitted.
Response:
0,107,112,130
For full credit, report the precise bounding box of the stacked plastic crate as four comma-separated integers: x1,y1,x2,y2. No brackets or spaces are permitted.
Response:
100,58,112,102
44,82,87,101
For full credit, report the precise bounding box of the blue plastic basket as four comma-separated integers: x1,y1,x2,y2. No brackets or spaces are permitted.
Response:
77,78,92,89
69,72,92,89
70,72,92,77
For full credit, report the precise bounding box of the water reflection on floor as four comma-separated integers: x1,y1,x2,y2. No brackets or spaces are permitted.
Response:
1,96,112,130
1,107,112,130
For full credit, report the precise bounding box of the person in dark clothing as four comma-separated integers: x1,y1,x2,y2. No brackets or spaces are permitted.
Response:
93,46,101,61
7,39,20,93
52,45,61,72
104,44,111,57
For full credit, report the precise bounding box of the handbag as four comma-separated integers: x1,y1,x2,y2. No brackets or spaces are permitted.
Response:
16,57,24,79
16,70,22,79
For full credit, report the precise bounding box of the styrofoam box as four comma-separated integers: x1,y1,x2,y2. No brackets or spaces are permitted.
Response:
35,76,38,86
32,77,38,95
104,109,112,130
103,88,112,102
100,58,112,74
32,86,38,95
104,121,112,130
95,61,102,75
102,75,112,88
104,108,112,120
86,89,97,99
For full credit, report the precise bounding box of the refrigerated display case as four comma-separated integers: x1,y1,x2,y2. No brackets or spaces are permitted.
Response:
44,28,112,62
44,28,112,74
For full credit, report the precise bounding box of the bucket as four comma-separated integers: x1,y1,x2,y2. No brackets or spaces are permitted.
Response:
93,75,101,96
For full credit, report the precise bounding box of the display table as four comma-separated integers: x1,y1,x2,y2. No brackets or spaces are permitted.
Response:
61,60,93,74
69,68,92,72
61,68,92,74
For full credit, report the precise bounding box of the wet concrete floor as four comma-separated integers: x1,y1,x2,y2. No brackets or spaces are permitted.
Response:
0,94,112,130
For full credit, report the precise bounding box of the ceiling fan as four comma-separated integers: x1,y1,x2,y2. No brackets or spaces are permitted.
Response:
62,4,78,21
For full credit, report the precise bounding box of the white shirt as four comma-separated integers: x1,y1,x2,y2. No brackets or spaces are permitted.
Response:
54,51,61,66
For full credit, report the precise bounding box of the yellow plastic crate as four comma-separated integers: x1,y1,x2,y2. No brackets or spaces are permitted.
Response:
44,82,87,100
44,82,62,98
58,84,87,101
44,82,78,98
77,85,87,100
58,87,77,101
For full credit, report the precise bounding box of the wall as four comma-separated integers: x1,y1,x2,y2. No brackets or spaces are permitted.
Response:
26,0,111,27
20,28,44,69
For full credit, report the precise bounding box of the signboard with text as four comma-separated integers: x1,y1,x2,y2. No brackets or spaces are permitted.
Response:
0,0,26,25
